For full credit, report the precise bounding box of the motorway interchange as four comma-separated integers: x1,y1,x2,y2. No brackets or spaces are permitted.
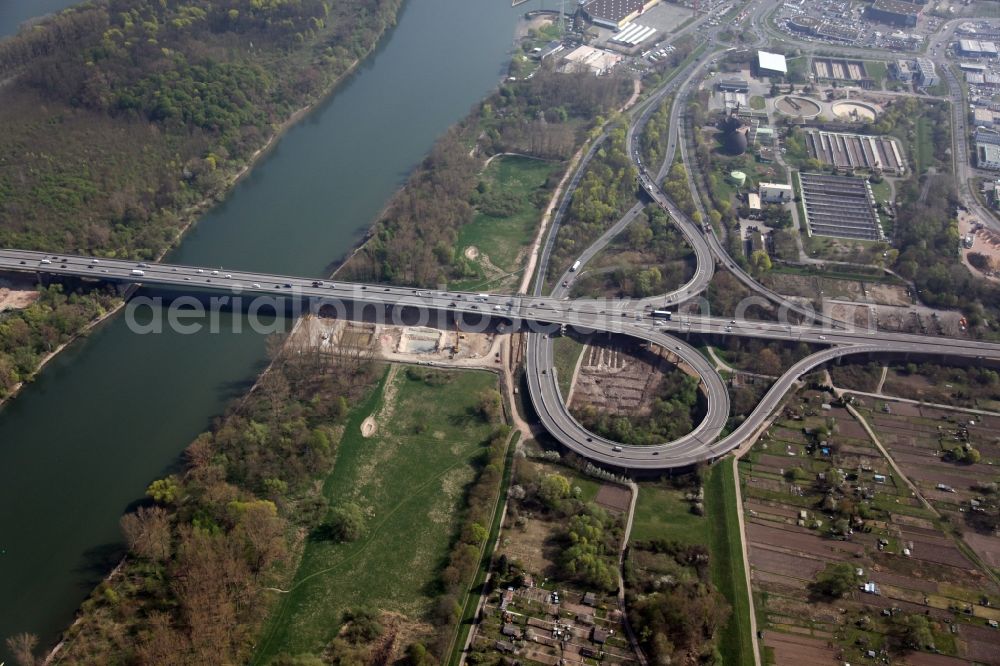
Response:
5,3,1000,470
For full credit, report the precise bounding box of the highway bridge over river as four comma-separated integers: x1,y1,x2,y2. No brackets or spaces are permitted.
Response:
7,3,1000,470
3,248,1000,470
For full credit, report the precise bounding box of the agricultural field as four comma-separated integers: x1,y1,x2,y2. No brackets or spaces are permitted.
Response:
567,335,703,446
253,367,505,662
739,387,1000,665
454,155,562,292
852,398,1000,575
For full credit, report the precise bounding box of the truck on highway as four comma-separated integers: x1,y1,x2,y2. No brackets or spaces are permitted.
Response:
651,309,672,320
570,260,581,272
130,269,145,277
474,293,489,302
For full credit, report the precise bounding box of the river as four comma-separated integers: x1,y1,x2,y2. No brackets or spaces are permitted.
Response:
0,0,521,659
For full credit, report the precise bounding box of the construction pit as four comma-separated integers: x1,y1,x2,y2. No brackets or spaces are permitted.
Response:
289,315,501,367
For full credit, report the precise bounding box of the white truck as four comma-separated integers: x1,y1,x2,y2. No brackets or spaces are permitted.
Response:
570,260,581,272
130,269,145,277
474,293,489,302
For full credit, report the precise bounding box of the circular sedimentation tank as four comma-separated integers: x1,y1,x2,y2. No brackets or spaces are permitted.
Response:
831,101,878,121
775,95,821,117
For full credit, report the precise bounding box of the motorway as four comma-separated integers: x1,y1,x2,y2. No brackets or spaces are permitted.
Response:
7,244,1000,469
522,0,1000,467
6,4,1000,470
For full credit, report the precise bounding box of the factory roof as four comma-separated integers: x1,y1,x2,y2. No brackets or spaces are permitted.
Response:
757,50,787,74
959,38,999,54
583,0,648,22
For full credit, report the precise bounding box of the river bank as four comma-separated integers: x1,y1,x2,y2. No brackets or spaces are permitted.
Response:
0,0,524,659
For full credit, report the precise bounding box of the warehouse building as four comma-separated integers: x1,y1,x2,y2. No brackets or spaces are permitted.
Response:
757,50,788,77
582,0,661,30
759,182,793,203
958,39,999,57
865,0,921,27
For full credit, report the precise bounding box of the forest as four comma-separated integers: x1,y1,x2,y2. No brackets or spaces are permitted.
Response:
547,125,639,281
0,0,403,257
626,538,731,664
338,66,629,287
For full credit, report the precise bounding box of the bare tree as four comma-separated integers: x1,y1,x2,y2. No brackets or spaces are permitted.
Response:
5,632,38,666
120,505,172,562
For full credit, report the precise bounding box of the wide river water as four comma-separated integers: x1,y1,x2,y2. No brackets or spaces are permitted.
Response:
0,0,521,658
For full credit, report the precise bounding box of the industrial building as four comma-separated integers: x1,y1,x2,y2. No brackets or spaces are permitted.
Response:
805,130,906,175
757,51,788,77
717,78,750,93
582,0,660,30
974,107,996,128
958,39,999,57
865,0,921,27
914,58,938,87
561,45,623,75
798,173,884,241
786,15,860,42
759,182,793,203
976,128,1000,146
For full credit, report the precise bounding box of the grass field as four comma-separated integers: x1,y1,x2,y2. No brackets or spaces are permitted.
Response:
253,367,502,663
631,482,708,544
865,60,888,86
705,462,755,666
552,334,585,399
749,96,766,111
453,155,561,291
633,464,755,666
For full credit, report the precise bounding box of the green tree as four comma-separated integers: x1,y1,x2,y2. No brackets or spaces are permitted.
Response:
888,613,933,651
750,249,772,272
539,473,571,508
810,562,856,598
146,475,182,505
328,502,367,542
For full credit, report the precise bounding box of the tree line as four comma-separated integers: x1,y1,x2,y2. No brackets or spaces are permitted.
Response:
8,339,380,665
0,282,120,399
